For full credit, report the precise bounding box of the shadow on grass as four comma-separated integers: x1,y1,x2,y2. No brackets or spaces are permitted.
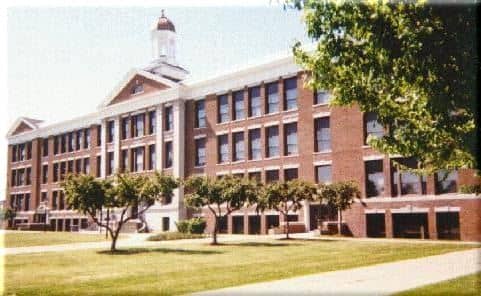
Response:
97,247,223,256
222,242,302,247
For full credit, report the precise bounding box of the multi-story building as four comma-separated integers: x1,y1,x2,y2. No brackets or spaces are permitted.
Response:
6,13,481,241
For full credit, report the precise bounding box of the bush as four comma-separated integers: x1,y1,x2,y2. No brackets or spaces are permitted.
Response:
175,218,206,234
147,232,205,241
460,184,481,195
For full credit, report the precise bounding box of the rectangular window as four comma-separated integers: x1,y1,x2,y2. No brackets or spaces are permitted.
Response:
365,160,384,197
284,77,297,110
96,156,101,177
76,131,82,150
364,112,384,144
233,132,245,161
257,170,273,184
121,149,129,172
54,137,59,155
266,126,279,158
248,128,261,160
195,138,206,167
52,163,59,182
75,159,82,174
165,106,173,131
132,114,144,137
24,193,30,211
436,170,458,194
60,135,66,153
122,117,130,140
249,86,262,117
107,152,114,176
391,158,425,196
42,165,48,184
164,142,173,168
26,167,31,185
18,169,25,186
233,90,245,120
41,192,48,202
60,162,66,181
149,111,156,134
266,82,279,114
52,191,58,210
284,122,298,156
107,120,115,143
97,126,102,146
195,99,206,128
316,165,332,184
67,160,74,174
68,133,74,152
149,144,156,170
11,170,17,187
248,172,261,183
218,134,229,163
218,94,229,123
26,143,32,159
134,147,145,172
12,145,17,162
83,158,90,174
314,90,330,105
59,191,64,210
42,139,49,157
84,129,90,149
315,117,331,152
284,168,298,181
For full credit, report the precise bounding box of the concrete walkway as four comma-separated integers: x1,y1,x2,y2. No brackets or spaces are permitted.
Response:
194,248,481,295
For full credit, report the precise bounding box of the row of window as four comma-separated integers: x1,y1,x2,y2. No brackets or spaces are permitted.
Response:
119,110,157,141
9,193,30,211
11,142,32,162
47,158,91,183
51,128,92,156
10,167,31,187
118,144,157,173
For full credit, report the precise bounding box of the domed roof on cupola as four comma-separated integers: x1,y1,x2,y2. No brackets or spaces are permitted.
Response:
156,10,175,32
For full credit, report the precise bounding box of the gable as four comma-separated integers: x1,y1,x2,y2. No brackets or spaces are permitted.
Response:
11,122,34,136
108,74,170,106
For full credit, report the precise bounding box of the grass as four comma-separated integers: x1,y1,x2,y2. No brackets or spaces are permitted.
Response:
1,231,110,248
395,272,481,296
147,232,205,241
2,238,476,295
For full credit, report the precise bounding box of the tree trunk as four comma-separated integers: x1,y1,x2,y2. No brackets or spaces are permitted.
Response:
285,213,290,240
338,209,342,235
110,224,122,252
212,216,218,245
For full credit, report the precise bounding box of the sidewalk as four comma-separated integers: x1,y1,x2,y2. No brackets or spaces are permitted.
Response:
194,248,481,295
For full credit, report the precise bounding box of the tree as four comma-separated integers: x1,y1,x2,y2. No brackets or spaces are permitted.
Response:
62,172,178,251
4,207,17,229
292,0,477,174
184,175,259,245
318,181,360,235
258,180,317,239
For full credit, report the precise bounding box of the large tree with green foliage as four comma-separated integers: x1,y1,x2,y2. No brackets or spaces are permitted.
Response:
292,0,477,174
184,175,259,245
317,181,361,235
258,180,317,239
62,172,178,251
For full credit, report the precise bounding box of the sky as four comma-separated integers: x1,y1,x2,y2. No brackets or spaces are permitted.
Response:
1,3,310,200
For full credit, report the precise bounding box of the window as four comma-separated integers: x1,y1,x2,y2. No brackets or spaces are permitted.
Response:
195,138,206,167
316,165,332,184
218,134,229,163
83,158,90,174
233,90,245,120
149,144,156,170
75,159,82,174
284,77,297,110
266,170,279,183
59,191,65,210
233,132,245,161
134,114,145,137
54,137,59,155
97,126,102,146
96,156,101,177
11,170,17,187
133,147,145,172
12,145,17,162
60,162,66,181
284,122,298,156
284,168,298,181
26,167,31,185
52,191,58,210
315,117,331,152
266,82,279,114
67,160,74,174
314,90,330,105
248,172,261,183
42,139,49,157
249,86,262,117
149,111,156,134
365,160,384,197
364,112,384,144
195,100,206,128
67,133,74,152
218,94,229,123
248,128,261,160
164,142,173,168
131,83,144,95
391,158,425,196
42,165,48,184
60,135,66,153
436,170,458,194
162,217,170,231
26,142,32,159
121,149,129,172
165,106,173,131
107,152,114,176
41,192,48,202
122,117,130,140
107,121,115,143
266,126,279,158
24,193,30,211
76,131,82,150
84,129,90,149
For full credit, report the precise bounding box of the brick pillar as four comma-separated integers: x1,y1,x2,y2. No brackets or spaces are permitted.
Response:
90,125,100,177
260,213,267,234
244,86,249,118
155,105,164,172
145,111,151,136
145,144,151,171
278,77,285,112
6,146,12,207
383,155,393,197
227,215,233,234
31,138,42,212
428,208,437,240
260,81,266,115
244,213,249,235
228,90,234,121
385,210,393,238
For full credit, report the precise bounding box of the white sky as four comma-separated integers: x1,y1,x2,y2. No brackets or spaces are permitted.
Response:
0,1,310,200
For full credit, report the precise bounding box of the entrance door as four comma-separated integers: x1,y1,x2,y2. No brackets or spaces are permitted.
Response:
436,212,460,240
392,213,429,239
366,213,386,238
232,216,244,234
248,215,261,234
162,217,170,231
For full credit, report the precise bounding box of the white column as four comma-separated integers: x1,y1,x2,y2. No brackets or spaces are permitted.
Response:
113,117,120,171
173,99,185,222
155,105,163,171
100,120,107,178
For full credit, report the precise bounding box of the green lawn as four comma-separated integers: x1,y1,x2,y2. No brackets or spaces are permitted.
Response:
1,231,109,248
396,272,481,296
2,238,475,295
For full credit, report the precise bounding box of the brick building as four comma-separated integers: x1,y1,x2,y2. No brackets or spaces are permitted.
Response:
5,13,481,241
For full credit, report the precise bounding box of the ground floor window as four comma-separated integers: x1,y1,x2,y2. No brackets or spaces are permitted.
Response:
392,213,429,239
436,212,460,240
309,204,338,230
248,215,261,234
162,217,170,232
232,216,244,234
366,213,386,238
217,216,228,234
266,215,279,230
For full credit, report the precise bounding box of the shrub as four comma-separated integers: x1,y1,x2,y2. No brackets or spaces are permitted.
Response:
175,218,206,234
147,232,205,241
460,184,481,195
175,220,191,233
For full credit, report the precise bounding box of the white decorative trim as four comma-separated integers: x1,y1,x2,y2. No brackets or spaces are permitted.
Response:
283,163,300,169
313,160,332,166
360,193,480,203
247,167,262,173
265,165,280,171
215,130,229,136
264,121,279,127
313,112,330,119
231,169,245,175
363,155,385,161
282,117,298,124
247,124,262,130
231,127,244,133
216,170,230,176
364,209,386,214
193,134,207,140
435,206,461,212
390,206,429,214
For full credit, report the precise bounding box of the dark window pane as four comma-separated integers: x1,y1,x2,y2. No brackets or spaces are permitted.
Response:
365,160,384,197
